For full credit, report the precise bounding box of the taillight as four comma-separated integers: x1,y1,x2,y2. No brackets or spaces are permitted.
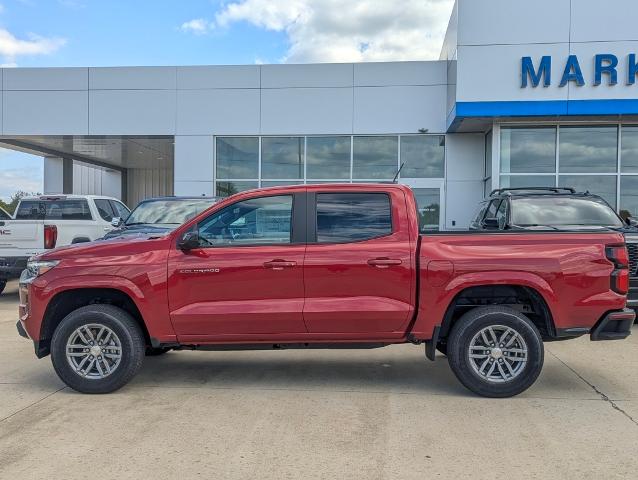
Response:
44,225,57,249
606,244,629,294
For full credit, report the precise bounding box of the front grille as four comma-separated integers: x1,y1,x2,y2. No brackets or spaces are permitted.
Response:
627,243,638,277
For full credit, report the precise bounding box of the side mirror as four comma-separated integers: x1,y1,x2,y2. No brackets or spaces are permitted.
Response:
482,217,499,229
626,217,638,227
177,230,200,251
111,217,122,227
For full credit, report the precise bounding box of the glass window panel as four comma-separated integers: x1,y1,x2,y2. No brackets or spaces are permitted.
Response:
559,126,617,173
261,137,304,179
306,136,351,180
500,127,556,173
499,175,556,189
400,135,445,178
94,199,114,221
621,126,638,173
260,181,304,188
620,176,638,221
198,195,292,246
216,181,259,198
216,137,259,179
412,188,440,231
352,136,398,180
316,193,392,243
558,175,617,208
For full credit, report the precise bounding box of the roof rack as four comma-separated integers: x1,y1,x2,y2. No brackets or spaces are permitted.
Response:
489,187,577,196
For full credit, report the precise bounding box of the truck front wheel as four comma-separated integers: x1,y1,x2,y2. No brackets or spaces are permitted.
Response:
50,304,145,394
447,306,544,398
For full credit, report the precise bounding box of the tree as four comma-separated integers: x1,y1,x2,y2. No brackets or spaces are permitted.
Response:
0,191,39,215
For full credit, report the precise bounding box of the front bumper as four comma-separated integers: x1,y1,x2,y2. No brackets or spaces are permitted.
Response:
16,320,28,338
590,309,635,341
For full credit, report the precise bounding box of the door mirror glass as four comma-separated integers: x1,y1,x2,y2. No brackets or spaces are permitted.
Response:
177,230,200,250
111,217,122,227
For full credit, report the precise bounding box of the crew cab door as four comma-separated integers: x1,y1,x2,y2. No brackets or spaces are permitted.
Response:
302,189,415,336
167,191,307,339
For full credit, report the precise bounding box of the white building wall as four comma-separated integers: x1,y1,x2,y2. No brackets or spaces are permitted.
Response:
72,161,122,199
444,133,485,229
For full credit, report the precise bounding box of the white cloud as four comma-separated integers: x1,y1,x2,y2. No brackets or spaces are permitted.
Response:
202,0,455,63
180,18,212,35
0,29,66,61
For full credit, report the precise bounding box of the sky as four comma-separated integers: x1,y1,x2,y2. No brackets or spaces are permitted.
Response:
0,0,455,200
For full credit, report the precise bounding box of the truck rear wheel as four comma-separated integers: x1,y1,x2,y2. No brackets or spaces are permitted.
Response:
50,304,145,394
447,306,544,398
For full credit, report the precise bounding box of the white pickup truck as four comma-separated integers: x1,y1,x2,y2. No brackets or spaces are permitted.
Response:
0,195,130,292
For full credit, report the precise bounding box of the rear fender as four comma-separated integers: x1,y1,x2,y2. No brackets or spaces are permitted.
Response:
411,270,557,339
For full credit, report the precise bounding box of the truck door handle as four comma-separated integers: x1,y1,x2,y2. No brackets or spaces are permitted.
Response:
367,258,402,268
263,259,297,270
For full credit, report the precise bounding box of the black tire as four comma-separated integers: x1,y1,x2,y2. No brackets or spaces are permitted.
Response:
145,346,171,356
0,279,7,295
50,304,145,394
447,306,544,398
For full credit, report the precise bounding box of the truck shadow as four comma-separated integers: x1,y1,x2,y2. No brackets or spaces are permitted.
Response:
134,351,466,396
128,349,578,398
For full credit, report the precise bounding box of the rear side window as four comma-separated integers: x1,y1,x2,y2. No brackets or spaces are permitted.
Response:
316,193,392,243
470,202,488,229
484,199,501,220
16,199,94,220
44,200,93,220
95,199,115,221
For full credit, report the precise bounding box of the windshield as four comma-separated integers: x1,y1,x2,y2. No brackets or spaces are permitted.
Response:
511,197,624,227
125,199,217,226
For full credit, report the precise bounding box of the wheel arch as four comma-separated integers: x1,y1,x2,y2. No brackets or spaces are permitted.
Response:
438,284,556,343
38,287,151,357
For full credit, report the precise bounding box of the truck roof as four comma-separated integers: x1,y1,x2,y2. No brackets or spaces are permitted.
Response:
19,194,123,202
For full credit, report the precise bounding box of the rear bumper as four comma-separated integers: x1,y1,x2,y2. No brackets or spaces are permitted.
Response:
590,309,635,341
0,256,29,280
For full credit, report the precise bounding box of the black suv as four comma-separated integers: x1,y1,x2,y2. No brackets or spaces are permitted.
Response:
470,187,638,310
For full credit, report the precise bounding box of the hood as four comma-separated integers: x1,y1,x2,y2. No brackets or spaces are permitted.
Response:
102,223,176,239
36,233,172,261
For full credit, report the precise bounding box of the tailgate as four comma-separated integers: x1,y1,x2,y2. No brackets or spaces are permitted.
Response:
0,221,42,249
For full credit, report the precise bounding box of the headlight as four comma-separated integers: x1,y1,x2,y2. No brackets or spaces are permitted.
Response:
23,259,60,282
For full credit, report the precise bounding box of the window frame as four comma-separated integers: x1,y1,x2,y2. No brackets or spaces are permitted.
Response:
192,192,306,249
307,191,394,245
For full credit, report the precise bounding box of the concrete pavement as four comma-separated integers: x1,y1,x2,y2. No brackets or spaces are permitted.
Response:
0,280,637,479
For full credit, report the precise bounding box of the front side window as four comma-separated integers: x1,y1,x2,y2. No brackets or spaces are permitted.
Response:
496,199,508,229
316,193,392,243
110,200,131,220
198,195,293,247
95,199,114,221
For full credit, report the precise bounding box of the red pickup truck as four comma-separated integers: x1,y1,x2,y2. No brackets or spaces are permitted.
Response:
16,184,634,397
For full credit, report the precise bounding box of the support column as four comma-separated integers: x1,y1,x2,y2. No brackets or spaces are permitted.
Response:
43,156,64,194
62,158,74,194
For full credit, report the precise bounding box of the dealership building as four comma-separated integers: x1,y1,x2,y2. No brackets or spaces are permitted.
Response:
1,0,637,229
